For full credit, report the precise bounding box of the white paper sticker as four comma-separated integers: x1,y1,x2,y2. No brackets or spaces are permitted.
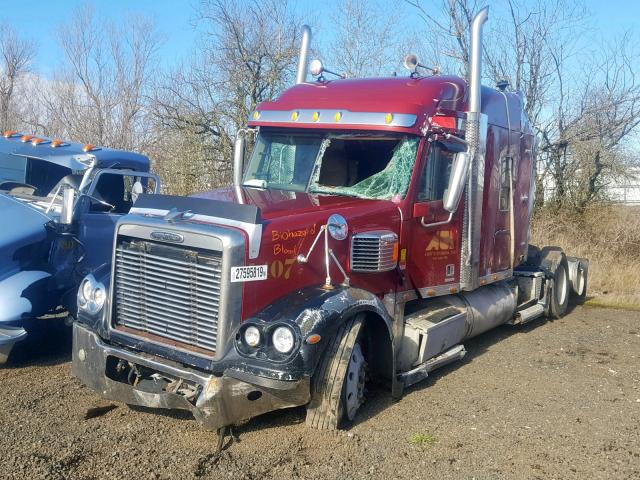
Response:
231,265,268,283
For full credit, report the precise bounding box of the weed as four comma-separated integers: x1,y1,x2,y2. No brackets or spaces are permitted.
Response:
408,432,438,446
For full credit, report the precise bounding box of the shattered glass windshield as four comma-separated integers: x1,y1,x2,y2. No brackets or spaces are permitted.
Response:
243,131,419,201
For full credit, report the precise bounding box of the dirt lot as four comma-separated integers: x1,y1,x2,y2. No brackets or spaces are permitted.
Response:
1,305,639,480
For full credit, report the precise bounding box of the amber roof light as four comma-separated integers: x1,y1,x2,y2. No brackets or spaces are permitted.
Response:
3,130,18,138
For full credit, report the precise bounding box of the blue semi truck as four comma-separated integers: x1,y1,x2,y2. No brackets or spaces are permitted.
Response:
0,131,159,362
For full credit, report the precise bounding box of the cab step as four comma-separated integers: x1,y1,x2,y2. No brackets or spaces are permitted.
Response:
513,303,545,325
398,344,467,388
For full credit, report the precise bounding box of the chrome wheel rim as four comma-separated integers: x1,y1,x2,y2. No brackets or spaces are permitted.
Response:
557,265,568,306
344,342,366,421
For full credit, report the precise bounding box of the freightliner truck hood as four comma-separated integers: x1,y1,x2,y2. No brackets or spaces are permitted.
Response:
192,186,395,221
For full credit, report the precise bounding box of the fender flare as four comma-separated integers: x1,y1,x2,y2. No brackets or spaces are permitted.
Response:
254,286,396,379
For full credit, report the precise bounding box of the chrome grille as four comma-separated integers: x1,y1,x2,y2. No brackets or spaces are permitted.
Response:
113,237,222,353
350,231,398,272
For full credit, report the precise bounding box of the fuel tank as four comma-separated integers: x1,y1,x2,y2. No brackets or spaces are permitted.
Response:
445,283,517,341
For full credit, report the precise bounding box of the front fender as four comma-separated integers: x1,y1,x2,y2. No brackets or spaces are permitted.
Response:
254,286,395,376
0,270,52,323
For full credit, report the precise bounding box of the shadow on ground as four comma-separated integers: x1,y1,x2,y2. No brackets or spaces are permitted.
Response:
5,318,72,368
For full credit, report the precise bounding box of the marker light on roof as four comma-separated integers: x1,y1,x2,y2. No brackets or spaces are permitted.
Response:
82,144,95,152
385,113,393,124
3,130,17,138
312,111,320,122
51,139,65,148
31,138,46,145
334,111,342,122
252,111,260,120
20,135,33,142
291,111,299,121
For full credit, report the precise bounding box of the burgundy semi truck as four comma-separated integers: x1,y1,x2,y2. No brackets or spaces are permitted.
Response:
73,8,588,434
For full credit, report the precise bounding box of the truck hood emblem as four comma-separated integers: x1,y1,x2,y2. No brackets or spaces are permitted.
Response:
150,231,184,243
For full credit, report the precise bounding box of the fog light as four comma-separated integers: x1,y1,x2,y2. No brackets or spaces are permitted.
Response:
244,326,261,347
272,326,295,354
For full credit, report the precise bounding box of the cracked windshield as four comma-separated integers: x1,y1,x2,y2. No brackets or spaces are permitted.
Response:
243,131,419,201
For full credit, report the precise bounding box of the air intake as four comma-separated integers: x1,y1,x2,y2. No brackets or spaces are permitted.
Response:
350,231,398,272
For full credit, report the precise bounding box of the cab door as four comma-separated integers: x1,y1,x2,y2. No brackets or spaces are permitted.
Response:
76,169,160,275
407,141,464,294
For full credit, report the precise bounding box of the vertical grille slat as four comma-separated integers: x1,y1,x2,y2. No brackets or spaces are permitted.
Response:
113,238,222,354
350,231,398,272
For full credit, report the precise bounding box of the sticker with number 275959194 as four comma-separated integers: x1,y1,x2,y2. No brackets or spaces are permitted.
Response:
230,265,268,283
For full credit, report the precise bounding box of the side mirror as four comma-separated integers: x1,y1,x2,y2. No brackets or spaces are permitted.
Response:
131,181,144,204
443,151,470,213
233,132,246,186
60,185,75,225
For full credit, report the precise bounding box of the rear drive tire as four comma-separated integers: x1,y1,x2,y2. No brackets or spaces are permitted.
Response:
549,257,570,319
306,315,366,430
571,260,588,304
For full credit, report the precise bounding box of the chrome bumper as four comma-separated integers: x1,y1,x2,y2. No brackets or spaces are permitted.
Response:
72,324,310,430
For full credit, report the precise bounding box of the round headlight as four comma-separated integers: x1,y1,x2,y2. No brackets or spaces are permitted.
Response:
93,286,106,309
79,278,93,305
327,214,348,241
272,326,295,354
244,326,261,347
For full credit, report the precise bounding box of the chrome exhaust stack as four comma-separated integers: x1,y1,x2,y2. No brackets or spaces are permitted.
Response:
460,6,489,291
295,25,312,84
233,130,246,187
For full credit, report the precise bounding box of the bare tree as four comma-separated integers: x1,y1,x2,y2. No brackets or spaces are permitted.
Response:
538,33,640,211
34,5,160,151
325,0,404,78
0,25,35,131
152,0,301,191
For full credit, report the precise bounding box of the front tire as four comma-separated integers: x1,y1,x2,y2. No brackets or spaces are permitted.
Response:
306,315,366,430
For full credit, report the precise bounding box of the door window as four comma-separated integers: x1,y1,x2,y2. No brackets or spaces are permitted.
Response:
417,142,456,202
89,172,158,214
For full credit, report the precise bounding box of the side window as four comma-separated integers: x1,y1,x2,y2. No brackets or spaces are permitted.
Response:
499,156,512,211
418,144,455,202
90,173,157,214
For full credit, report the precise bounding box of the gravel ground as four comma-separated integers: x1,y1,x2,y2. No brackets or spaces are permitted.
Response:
1,305,639,480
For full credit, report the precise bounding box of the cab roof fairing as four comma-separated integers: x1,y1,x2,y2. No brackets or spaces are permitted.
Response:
248,76,468,134
0,136,150,172
248,76,527,133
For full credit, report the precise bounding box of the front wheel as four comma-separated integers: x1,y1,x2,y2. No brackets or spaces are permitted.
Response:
306,315,366,430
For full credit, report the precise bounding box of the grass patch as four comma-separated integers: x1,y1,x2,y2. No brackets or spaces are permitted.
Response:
531,205,640,309
408,432,438,446
584,297,640,312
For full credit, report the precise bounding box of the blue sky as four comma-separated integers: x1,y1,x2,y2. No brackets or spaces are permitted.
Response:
2,0,639,77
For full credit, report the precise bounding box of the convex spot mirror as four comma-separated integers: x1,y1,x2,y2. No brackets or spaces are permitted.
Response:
443,150,470,213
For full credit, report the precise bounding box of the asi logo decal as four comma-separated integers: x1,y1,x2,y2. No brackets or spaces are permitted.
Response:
426,230,455,251
425,230,456,258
